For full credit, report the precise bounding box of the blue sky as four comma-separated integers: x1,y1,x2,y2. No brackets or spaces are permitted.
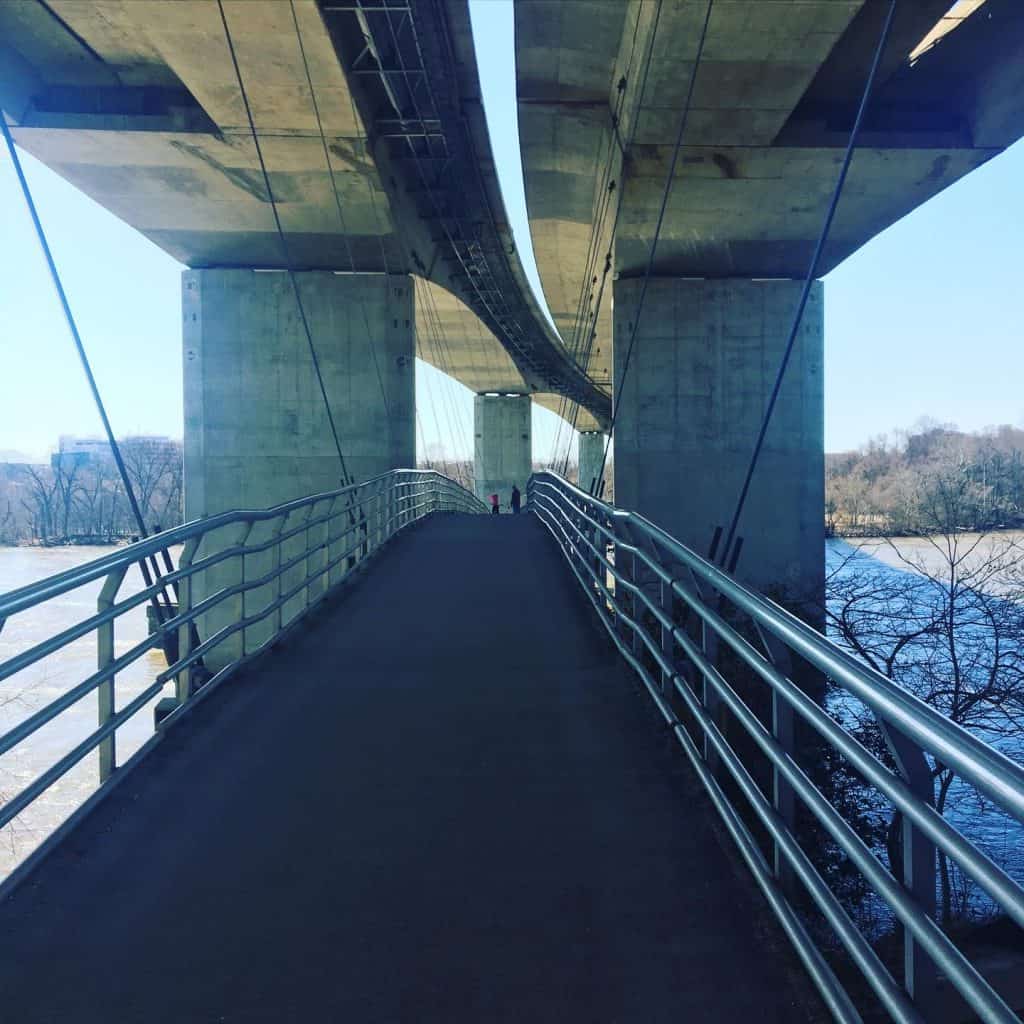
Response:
2,0,1022,464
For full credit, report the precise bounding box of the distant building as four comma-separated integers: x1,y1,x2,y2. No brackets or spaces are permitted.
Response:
50,435,178,472
52,436,114,472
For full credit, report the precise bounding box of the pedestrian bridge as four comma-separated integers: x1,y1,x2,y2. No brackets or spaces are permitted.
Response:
1,472,1023,1023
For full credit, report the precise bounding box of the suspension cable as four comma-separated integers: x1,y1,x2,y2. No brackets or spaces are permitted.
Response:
1,114,177,622
215,0,351,485
592,0,715,493
716,0,897,569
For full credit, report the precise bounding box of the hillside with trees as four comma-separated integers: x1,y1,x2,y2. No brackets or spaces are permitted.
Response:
826,421,1024,536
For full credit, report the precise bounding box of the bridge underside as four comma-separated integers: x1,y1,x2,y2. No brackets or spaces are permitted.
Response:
517,0,1024,393
0,515,817,1021
0,0,608,425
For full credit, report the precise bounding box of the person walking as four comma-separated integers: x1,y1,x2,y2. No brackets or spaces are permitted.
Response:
510,485,522,514
489,493,500,515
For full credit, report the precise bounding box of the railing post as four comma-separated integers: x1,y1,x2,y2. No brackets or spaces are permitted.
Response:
176,537,201,703
698,601,723,777
303,502,315,610
271,513,287,638
377,477,388,549
96,565,128,784
341,495,356,576
359,495,369,560
609,511,634,650
758,632,798,896
879,720,938,1012
659,577,675,696
237,522,255,655
289,504,313,622
326,495,343,589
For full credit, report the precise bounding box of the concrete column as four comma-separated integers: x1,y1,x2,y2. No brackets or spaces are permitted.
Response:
184,269,414,513
473,394,531,510
183,269,414,664
612,277,823,605
577,431,608,496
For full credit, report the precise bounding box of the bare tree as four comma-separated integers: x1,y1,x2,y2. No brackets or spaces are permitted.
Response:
51,456,85,542
72,461,124,541
20,466,59,543
119,438,184,532
825,464,1024,923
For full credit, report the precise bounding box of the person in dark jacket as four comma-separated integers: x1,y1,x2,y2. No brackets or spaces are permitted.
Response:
510,485,522,514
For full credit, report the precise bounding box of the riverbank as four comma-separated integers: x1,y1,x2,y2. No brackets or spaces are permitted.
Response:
1,536,135,549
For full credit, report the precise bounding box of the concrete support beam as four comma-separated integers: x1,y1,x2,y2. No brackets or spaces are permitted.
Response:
474,394,531,510
612,277,823,606
184,268,415,662
578,431,608,496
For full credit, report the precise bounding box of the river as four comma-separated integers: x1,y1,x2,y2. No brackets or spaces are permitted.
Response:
826,536,1024,920
0,544,181,877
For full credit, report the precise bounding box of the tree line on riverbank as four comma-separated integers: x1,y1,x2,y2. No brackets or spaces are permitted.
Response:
0,438,183,545
827,421,1024,536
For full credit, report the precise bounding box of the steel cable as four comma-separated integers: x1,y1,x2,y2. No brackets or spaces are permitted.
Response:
1,114,179,627
288,0,393,422
592,0,715,493
216,0,351,485
716,0,897,569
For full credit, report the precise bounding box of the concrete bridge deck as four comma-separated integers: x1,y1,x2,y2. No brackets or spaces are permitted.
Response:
0,514,819,1022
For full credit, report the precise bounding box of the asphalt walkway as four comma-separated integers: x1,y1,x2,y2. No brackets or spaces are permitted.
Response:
0,513,819,1022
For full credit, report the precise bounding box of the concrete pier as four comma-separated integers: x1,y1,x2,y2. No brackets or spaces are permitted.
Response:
473,394,531,510
184,269,414,513
577,431,607,496
183,269,415,661
612,277,823,604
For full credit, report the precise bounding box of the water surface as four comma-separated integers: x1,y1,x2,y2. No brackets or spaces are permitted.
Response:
0,545,181,876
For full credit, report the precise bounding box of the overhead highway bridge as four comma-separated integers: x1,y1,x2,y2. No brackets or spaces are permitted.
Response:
2,3,1024,1021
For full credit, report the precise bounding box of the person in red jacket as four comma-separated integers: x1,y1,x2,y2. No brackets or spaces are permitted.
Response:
489,493,500,515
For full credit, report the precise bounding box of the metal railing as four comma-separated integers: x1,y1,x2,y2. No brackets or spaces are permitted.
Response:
529,471,1024,1024
0,470,484,873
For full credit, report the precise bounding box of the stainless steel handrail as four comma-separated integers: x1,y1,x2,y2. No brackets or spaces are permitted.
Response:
0,470,485,867
529,470,1024,1024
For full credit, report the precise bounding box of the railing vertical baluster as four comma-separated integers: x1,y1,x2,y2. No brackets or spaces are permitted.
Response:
238,522,255,655
272,513,286,638
879,721,938,1012
303,504,314,610
375,478,386,550
176,537,201,704
288,505,312,623
699,611,724,777
659,577,674,696
747,626,799,893
327,496,342,589
344,494,359,575
364,495,372,561
96,566,128,784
